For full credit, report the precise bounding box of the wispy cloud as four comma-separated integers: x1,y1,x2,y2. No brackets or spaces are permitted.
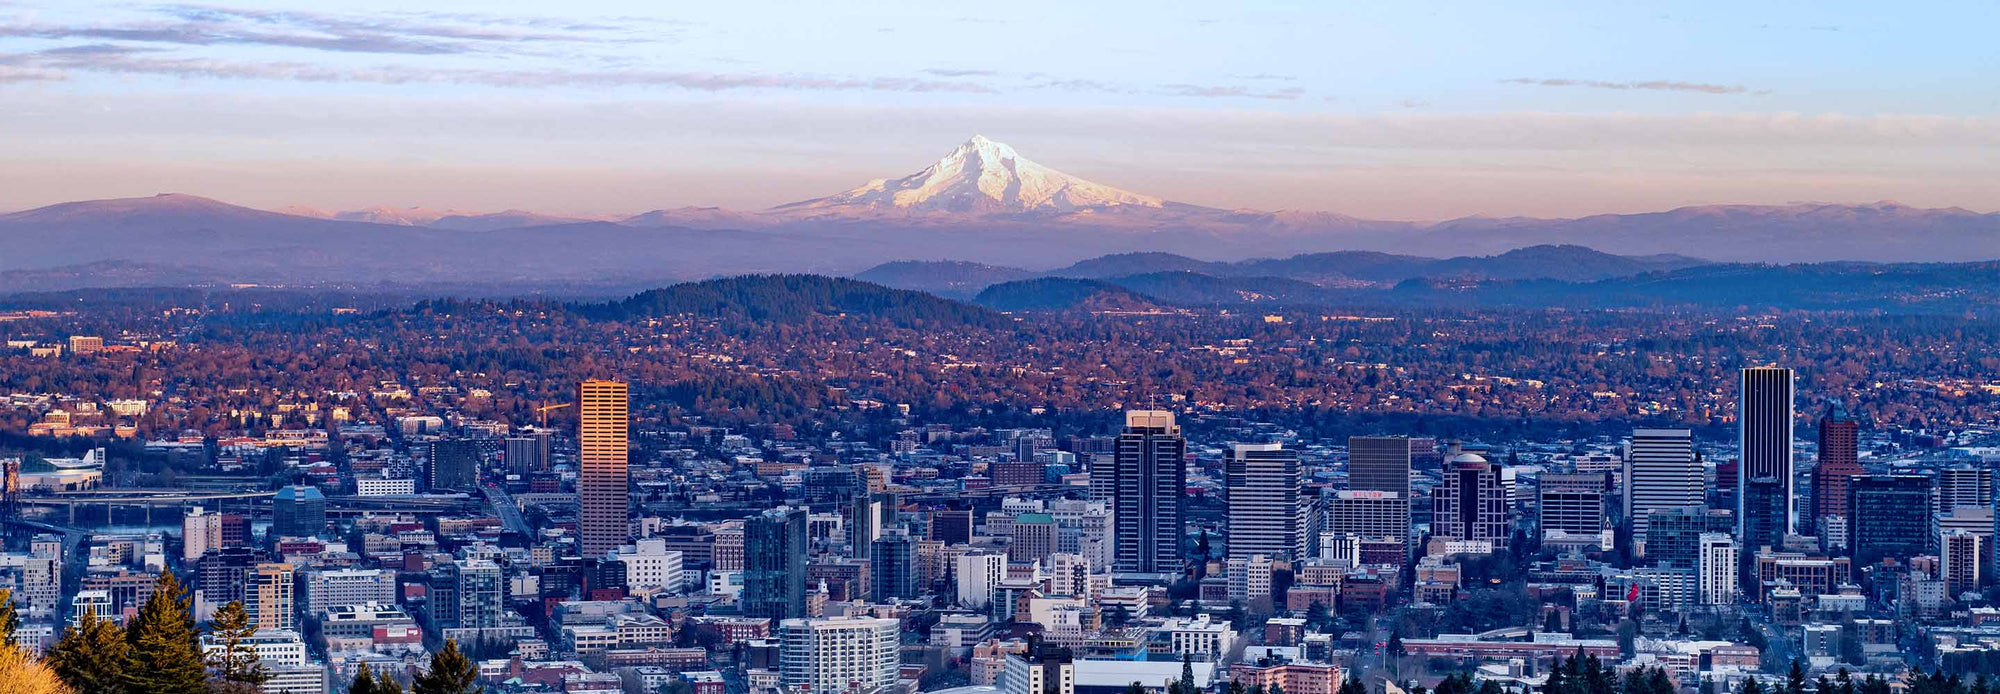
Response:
1160,83,1304,100
7,47,999,93
923,68,998,78
0,3,652,56
1501,77,1761,95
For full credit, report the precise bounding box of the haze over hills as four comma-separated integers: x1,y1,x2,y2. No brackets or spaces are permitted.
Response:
3,136,1998,292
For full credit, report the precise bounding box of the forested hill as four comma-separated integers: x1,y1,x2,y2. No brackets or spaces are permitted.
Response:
580,274,1011,328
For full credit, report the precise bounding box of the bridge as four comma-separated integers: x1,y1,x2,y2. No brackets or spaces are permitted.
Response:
18,489,277,524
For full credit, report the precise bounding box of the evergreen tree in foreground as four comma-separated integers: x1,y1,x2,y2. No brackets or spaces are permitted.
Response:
205,600,269,689
352,662,407,694
123,572,207,694
0,588,18,644
48,609,130,694
412,640,480,694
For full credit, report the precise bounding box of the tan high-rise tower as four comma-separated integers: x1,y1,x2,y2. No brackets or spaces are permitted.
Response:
579,379,630,558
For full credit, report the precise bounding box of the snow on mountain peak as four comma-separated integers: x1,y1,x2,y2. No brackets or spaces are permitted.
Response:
775,135,1164,214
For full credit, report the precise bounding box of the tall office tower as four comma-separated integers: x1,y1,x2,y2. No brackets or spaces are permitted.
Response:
1348,437,1412,495
1227,443,1304,560
1645,506,1736,570
579,379,631,559
1009,513,1057,563
744,507,808,619
1848,475,1935,566
778,616,901,694
1624,429,1701,556
1738,366,1796,540
1539,473,1609,544
1111,411,1187,574
849,492,895,559
869,531,916,602
1697,533,1739,606
1434,453,1511,550
270,486,326,539
504,433,551,475
954,551,1006,609
248,563,295,630
1937,467,1994,515
183,506,223,561
1810,404,1863,536
426,438,480,492
1322,490,1412,548
930,508,973,545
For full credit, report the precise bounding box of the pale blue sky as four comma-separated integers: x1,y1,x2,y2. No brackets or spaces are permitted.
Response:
1,1,1994,218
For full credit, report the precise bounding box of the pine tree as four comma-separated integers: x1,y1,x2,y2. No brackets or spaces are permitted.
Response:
49,609,131,694
412,639,481,694
0,587,18,643
352,663,382,694
206,600,269,687
1176,654,1197,694
1127,684,1149,694
354,662,407,694
122,572,207,694
1741,678,1764,694
1785,661,1807,694
1698,678,1716,694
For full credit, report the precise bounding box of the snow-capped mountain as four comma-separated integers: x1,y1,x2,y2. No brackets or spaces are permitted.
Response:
774,135,1165,215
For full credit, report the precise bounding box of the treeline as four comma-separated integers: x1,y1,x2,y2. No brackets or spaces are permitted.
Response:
584,274,1011,328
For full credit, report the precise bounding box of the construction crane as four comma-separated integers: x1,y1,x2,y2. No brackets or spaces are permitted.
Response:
534,403,572,427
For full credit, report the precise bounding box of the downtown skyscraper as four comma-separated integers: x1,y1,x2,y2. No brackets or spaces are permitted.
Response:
745,507,809,619
1624,428,1701,557
579,379,630,559
1226,442,1303,560
1111,410,1186,574
1809,402,1862,541
1738,366,1795,548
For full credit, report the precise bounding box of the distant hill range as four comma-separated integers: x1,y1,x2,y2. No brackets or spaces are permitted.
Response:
4,136,1998,292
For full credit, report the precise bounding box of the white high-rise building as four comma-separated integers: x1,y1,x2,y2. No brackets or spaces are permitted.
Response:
302,568,396,618
182,506,223,562
1697,533,1738,606
1943,530,1983,595
1045,553,1092,599
1624,429,1700,557
955,551,1006,609
778,616,900,694
613,538,687,592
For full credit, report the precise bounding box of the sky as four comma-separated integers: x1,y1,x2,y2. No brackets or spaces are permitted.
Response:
1,0,1996,220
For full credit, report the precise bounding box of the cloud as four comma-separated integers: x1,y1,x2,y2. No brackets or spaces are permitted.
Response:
9,48,1001,93
0,3,653,57
923,68,998,78
1501,77,1759,95
1160,84,1304,100
1231,73,1297,82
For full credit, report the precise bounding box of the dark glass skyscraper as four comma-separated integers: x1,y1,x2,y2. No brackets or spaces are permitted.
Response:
869,530,915,602
1111,410,1186,574
271,485,326,539
1738,366,1796,542
743,507,808,619
1848,474,1935,566
426,438,480,492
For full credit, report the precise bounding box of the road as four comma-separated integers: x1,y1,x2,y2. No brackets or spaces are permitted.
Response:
484,484,533,537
